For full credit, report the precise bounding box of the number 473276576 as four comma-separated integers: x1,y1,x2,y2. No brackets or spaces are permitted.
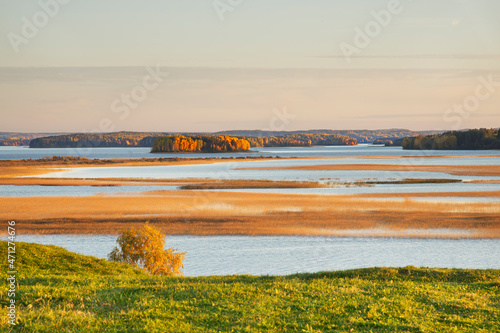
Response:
8,221,15,242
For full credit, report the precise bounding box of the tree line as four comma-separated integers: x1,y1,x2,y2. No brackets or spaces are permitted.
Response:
28,132,357,149
246,133,357,147
402,128,500,150
216,129,430,143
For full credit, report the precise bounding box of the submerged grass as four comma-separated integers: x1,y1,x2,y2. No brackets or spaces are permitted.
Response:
0,241,499,332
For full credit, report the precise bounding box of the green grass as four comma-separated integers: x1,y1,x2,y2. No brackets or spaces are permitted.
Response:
1,241,499,332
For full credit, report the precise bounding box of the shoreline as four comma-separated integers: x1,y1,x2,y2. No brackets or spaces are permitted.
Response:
2,241,498,332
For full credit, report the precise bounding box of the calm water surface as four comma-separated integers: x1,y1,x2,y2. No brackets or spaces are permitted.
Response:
2,145,500,160
7,146,500,274
0,185,178,197
15,235,500,276
1,145,498,197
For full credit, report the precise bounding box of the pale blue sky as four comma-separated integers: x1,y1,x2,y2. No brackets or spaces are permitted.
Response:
1,0,500,68
0,0,499,131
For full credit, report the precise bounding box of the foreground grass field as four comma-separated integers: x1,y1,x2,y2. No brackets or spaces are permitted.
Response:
1,242,499,332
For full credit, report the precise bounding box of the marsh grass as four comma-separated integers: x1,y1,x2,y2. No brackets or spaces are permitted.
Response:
0,242,499,332
1,191,499,238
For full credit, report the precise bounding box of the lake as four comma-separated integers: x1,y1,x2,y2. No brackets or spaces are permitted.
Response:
15,235,500,276
2,145,499,197
5,145,500,276
2,144,500,160
20,145,500,197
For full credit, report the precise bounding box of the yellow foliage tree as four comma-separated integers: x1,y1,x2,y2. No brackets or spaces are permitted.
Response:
108,223,185,276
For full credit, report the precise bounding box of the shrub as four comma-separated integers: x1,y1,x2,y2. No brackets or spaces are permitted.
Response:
108,223,185,276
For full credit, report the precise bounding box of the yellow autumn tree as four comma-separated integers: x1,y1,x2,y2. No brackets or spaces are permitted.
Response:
108,223,185,276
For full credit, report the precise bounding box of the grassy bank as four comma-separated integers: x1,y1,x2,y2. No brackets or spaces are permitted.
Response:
1,242,499,332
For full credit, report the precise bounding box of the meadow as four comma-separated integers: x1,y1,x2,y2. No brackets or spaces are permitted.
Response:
1,241,499,332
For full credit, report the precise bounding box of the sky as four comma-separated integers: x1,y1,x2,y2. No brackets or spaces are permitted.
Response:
0,0,499,132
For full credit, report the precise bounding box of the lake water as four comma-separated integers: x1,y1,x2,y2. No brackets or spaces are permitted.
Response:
2,145,499,197
0,184,178,197
5,146,500,275
31,149,500,196
1,182,499,197
2,145,500,160
15,235,500,276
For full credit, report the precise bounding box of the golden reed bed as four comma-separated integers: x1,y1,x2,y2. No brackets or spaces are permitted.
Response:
1,191,499,238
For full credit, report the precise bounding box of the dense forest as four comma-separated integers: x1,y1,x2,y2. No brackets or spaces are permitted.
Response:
402,128,500,150
151,135,251,153
28,132,356,149
29,132,172,148
216,129,440,144
25,129,447,149
246,133,357,147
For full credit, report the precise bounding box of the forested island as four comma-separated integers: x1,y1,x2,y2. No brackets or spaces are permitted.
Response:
151,133,356,153
151,135,251,153
26,129,433,148
403,128,500,150
28,131,357,149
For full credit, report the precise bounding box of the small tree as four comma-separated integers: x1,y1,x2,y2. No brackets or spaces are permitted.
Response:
108,223,185,276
